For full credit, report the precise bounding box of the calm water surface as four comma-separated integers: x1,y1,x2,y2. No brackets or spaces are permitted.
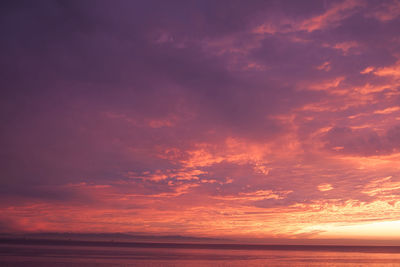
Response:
2,243,400,266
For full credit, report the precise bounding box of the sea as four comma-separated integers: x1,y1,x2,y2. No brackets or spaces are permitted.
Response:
1,239,400,266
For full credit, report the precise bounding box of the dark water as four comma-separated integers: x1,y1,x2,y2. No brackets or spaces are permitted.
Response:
2,240,400,266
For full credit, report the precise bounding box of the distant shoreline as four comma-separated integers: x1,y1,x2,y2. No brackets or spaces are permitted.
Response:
1,238,400,254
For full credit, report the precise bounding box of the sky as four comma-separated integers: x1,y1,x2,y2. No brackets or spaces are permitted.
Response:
1,0,400,244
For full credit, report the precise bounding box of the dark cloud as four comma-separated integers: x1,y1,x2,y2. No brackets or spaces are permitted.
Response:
324,125,400,156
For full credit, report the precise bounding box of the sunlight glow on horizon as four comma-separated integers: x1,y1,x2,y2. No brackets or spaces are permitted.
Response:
305,220,400,240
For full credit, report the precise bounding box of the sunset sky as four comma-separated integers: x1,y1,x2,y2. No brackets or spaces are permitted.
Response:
2,0,400,244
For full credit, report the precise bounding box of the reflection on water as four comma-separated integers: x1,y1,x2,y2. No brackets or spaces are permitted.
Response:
2,243,400,266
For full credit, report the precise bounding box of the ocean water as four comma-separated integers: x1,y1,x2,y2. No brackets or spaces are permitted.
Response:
2,242,400,266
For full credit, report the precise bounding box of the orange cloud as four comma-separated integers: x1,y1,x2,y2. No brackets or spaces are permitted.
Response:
300,0,363,32
374,106,400,114
318,183,334,191
316,61,331,71
373,61,400,77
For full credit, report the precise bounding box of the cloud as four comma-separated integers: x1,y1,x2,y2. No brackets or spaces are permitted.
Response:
318,184,334,192
323,126,400,156
253,0,364,34
2,0,400,239
299,0,363,32
373,60,400,77
367,0,400,22
362,176,400,197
